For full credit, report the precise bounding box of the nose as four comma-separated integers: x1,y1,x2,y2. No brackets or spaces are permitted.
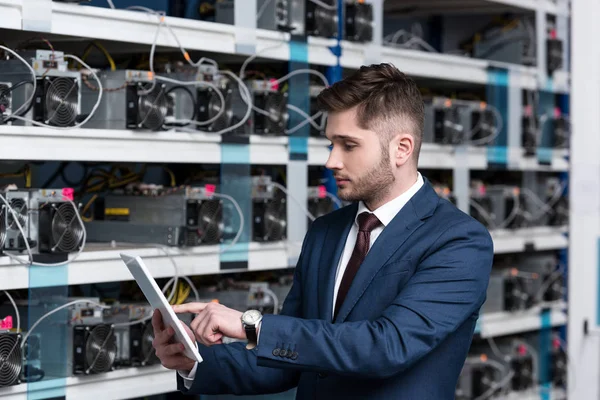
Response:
325,147,343,170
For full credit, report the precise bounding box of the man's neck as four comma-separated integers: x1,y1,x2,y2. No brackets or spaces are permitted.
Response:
364,170,419,211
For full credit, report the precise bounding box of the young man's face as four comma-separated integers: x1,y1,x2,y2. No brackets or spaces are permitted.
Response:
325,108,395,204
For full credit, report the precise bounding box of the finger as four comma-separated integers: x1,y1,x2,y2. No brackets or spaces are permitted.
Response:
193,312,212,346
182,323,195,342
190,312,206,334
152,309,165,332
172,302,209,314
153,326,175,347
163,342,186,357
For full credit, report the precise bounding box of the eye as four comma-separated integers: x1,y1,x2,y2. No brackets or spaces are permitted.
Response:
344,143,357,151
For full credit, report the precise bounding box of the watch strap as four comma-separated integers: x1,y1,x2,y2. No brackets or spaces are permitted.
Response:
245,325,258,350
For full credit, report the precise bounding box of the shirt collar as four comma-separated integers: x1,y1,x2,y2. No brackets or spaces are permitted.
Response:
356,172,424,227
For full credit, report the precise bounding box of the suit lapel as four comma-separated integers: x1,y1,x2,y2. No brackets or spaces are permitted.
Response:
334,180,440,323
317,203,357,322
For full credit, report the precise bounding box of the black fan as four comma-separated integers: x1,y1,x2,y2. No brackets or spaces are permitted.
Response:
197,200,223,244
254,92,289,135
0,206,6,250
306,1,338,38
253,199,287,242
137,84,169,130
345,2,373,42
308,198,334,221
0,83,11,123
0,333,22,387
43,77,79,127
206,86,233,132
85,325,117,374
7,198,27,231
50,202,84,253
140,322,159,366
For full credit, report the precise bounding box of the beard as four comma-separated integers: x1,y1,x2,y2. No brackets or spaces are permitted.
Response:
336,152,395,205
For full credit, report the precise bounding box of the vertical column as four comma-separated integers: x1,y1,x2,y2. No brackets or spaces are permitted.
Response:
507,69,523,170
486,67,509,168
286,36,310,265
452,146,469,214
364,0,383,65
234,0,257,55
536,8,549,87
22,0,52,32
570,0,600,398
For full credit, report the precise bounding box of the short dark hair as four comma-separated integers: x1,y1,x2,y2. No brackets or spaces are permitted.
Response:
316,63,424,162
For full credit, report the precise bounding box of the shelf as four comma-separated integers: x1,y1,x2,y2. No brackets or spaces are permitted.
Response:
502,387,567,400
0,1,569,90
491,226,568,254
0,241,291,291
384,0,568,16
0,365,175,400
475,301,567,338
0,227,567,291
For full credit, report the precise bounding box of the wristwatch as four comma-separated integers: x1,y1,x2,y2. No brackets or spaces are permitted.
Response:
241,309,263,350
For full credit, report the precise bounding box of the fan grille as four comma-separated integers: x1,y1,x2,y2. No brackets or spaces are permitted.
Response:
314,6,338,38
85,325,117,374
197,200,223,244
51,202,84,253
208,88,232,132
0,334,21,387
138,84,168,130
264,93,289,133
0,206,6,249
264,200,287,241
7,198,27,230
45,77,79,127
352,5,373,42
141,322,158,365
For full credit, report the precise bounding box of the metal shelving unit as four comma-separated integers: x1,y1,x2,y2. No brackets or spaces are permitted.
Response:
0,0,575,399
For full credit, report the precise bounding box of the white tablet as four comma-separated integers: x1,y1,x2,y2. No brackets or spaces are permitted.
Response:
120,253,203,364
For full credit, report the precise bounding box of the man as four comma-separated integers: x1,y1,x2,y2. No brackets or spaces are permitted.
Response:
151,63,494,399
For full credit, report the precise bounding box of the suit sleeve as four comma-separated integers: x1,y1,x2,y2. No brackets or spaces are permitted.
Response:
176,226,312,395
255,219,494,379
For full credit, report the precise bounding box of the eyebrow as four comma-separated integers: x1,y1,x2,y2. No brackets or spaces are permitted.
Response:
328,134,361,141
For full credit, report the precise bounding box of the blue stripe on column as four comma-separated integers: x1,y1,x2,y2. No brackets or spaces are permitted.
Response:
28,264,68,399
220,144,250,267
538,89,555,165
288,41,309,159
486,68,509,166
539,309,552,397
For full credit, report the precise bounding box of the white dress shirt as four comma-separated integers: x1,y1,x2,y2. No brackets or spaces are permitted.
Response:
179,172,425,388
332,172,424,314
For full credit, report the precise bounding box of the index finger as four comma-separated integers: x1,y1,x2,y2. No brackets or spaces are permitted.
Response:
152,308,165,332
172,302,209,314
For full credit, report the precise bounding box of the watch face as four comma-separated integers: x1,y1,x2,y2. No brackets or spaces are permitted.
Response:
243,310,262,324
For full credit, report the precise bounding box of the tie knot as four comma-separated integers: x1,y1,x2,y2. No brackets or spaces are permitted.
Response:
357,212,381,232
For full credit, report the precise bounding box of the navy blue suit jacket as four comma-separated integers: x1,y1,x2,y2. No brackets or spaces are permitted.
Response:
177,179,494,399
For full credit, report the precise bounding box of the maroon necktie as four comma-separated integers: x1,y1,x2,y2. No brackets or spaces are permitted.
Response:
334,212,382,320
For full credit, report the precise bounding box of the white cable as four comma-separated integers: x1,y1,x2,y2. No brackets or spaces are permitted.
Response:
6,54,103,131
0,45,37,119
261,287,280,315
154,75,226,127
286,104,324,132
309,0,337,11
468,105,504,146
274,69,329,88
256,0,273,20
20,299,110,349
210,192,244,254
469,199,496,229
106,0,116,8
270,182,316,221
324,192,343,209
239,43,287,80
213,70,253,136
2,291,20,333
495,191,520,230
535,263,566,302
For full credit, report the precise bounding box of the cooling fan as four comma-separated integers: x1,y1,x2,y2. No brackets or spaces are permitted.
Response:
0,83,11,124
306,1,339,38
308,197,334,219
0,206,6,250
37,77,79,127
254,91,289,135
345,2,373,42
7,198,27,231
199,82,246,134
253,198,287,242
127,83,169,131
73,324,117,375
186,199,223,246
0,333,22,387
138,322,159,366
38,202,84,254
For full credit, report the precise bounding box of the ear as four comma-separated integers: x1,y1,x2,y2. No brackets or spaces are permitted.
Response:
393,133,414,166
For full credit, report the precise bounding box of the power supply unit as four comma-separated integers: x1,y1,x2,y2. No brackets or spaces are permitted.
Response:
482,269,534,314
345,1,373,42
0,50,82,128
69,324,117,375
197,75,247,135
455,356,506,400
549,332,567,387
306,0,339,39
87,186,223,247
215,0,305,34
516,253,563,304
81,69,169,131
1,189,31,253
247,79,289,136
252,176,287,242
522,104,538,156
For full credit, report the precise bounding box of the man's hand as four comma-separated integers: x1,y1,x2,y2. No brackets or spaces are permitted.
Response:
151,309,196,372
173,302,245,347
